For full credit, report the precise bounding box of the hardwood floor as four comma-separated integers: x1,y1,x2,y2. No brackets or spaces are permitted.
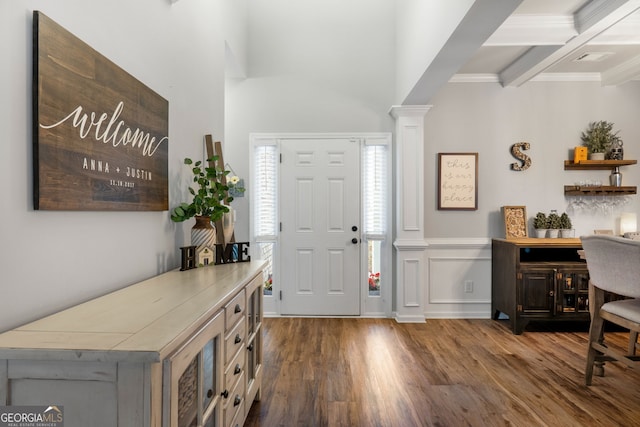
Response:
245,318,640,427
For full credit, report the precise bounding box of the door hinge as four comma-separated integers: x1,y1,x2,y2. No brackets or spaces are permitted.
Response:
517,304,523,312
280,153,282,163
279,222,282,232
517,272,522,280
279,290,282,300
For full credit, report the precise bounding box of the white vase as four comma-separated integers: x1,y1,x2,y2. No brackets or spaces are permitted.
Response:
221,206,236,245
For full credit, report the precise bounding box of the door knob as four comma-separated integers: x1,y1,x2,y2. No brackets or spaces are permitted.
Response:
352,226,358,232
352,238,358,244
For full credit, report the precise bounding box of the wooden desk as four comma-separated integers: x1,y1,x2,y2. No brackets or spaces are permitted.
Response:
492,238,589,334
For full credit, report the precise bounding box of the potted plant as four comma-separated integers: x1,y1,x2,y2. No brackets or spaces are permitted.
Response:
171,156,243,249
580,121,622,160
547,211,562,238
533,212,548,238
559,212,573,238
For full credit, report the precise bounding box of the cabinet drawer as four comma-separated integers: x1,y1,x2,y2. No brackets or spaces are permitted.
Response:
224,346,245,395
227,403,244,427
225,318,246,365
225,289,246,331
224,372,245,427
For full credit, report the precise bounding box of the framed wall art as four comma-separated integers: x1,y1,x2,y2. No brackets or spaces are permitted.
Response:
437,152,478,210
33,11,168,211
502,206,528,239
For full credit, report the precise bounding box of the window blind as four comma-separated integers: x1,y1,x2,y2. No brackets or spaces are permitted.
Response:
253,144,278,240
363,143,388,239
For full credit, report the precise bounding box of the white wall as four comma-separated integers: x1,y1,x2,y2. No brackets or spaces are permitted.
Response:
424,81,640,238
394,0,474,104
422,80,640,318
0,0,226,331
225,0,397,241
223,0,248,78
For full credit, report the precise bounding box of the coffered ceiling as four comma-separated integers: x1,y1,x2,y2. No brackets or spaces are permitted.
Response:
453,0,640,86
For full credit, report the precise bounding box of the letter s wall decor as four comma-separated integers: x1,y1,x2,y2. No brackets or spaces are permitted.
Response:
510,142,531,171
33,11,168,211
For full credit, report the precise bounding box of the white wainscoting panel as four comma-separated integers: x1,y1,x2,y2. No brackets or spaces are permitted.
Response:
425,238,492,319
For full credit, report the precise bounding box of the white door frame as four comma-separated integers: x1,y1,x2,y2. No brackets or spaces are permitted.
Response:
250,132,392,317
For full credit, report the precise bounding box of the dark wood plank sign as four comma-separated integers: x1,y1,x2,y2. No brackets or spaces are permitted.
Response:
33,11,168,210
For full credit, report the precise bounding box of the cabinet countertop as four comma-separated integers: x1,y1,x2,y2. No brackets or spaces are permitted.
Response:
0,261,265,363
493,238,582,247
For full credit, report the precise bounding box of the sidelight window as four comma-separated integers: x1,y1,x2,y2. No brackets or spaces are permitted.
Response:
363,141,389,298
252,142,277,296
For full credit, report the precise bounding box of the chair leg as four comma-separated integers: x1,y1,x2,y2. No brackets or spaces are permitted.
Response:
629,331,639,356
586,312,605,386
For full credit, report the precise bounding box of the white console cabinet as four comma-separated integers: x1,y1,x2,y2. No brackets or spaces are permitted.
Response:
0,261,264,427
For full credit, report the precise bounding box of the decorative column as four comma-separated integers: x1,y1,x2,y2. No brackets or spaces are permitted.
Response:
389,105,431,323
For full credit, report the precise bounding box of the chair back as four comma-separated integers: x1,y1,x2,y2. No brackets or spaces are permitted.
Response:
581,235,640,298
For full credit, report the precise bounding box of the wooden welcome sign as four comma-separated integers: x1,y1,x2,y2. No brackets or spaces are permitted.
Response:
33,11,169,211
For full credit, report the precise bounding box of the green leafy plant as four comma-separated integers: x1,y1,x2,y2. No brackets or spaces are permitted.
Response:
170,156,244,223
559,212,572,230
581,121,622,154
533,212,548,229
548,212,562,230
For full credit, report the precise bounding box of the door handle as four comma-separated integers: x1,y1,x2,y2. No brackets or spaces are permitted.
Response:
352,238,359,244
352,226,358,232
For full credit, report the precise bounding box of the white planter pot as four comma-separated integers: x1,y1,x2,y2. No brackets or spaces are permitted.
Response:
548,229,560,238
560,229,574,238
535,229,548,238
590,152,605,161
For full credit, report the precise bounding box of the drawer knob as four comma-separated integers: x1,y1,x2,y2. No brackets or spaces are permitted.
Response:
234,364,241,375
234,395,241,406
234,304,242,313
234,334,242,344
247,343,254,352
207,389,213,398
221,389,229,399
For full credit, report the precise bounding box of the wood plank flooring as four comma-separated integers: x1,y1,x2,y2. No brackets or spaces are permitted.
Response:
244,318,640,427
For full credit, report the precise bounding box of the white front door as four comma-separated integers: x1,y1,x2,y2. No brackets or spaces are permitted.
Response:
279,137,361,315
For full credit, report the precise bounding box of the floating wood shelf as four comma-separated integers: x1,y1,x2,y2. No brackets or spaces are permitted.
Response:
564,160,637,170
564,185,637,196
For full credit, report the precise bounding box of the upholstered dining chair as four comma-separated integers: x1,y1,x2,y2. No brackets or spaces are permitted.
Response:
580,235,640,385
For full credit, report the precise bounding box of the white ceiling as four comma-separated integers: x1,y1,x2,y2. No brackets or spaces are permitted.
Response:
453,0,640,86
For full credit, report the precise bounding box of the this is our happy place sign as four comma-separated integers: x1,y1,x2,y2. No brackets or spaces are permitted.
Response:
33,11,168,211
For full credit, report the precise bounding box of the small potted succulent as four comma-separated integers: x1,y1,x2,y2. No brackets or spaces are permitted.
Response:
533,212,548,238
547,211,562,238
559,212,573,238
581,121,622,160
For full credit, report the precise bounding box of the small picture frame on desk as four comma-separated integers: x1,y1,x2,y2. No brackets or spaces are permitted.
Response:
502,205,528,239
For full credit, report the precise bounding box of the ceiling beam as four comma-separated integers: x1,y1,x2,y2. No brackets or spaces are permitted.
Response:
601,54,640,85
500,45,564,85
403,0,524,105
500,0,640,87
484,15,576,46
